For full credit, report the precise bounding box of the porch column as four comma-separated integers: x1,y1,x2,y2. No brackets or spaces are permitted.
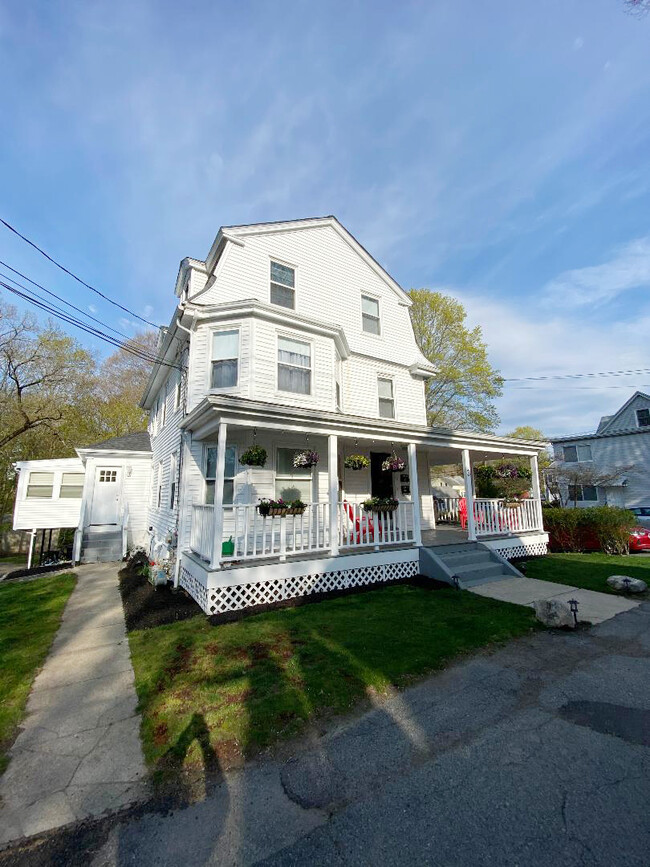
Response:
407,443,422,547
328,435,339,555
530,453,544,531
461,449,477,541
209,421,228,570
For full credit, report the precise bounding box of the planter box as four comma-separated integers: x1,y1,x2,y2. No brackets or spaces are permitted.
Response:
258,507,306,518
365,505,399,514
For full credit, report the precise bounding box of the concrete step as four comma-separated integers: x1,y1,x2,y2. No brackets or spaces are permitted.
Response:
441,550,494,568
460,570,514,588
456,562,506,582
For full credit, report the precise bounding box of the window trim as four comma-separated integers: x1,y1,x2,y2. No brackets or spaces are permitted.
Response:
276,332,313,397
274,445,313,503
156,461,163,509
377,376,396,420
60,472,85,499
26,471,55,499
269,258,297,311
204,443,237,506
361,293,381,336
567,483,599,503
209,325,241,392
174,375,182,411
636,408,650,428
563,444,592,463
169,452,178,511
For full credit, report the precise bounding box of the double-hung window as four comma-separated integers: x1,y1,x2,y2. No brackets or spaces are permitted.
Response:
275,448,312,501
174,376,182,411
26,472,54,499
378,377,395,419
568,484,598,502
362,295,380,335
278,336,311,394
563,444,592,462
60,473,84,498
169,452,177,510
205,445,236,505
636,408,650,428
157,461,163,508
270,261,295,309
211,329,239,389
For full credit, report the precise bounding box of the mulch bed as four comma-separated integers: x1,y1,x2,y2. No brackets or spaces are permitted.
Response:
118,558,202,632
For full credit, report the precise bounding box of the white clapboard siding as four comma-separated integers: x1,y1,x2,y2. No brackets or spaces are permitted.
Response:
13,459,85,530
599,393,650,434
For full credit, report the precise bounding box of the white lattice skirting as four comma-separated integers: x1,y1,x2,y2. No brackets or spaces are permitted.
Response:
484,534,548,560
180,555,419,615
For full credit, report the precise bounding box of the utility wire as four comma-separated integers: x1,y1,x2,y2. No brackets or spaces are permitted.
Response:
504,366,650,382
0,280,182,370
0,216,162,329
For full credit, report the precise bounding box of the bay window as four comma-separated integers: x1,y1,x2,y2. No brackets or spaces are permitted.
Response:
278,336,311,394
211,329,239,389
378,377,395,419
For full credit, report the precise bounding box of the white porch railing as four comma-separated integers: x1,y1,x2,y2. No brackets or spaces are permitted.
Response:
190,504,215,562
473,498,541,537
433,497,461,524
338,501,414,548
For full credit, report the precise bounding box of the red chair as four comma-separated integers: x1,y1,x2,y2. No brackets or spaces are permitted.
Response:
458,497,468,529
343,500,379,544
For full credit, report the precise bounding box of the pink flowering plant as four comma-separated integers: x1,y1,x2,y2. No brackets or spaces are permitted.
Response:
293,450,320,468
382,453,406,472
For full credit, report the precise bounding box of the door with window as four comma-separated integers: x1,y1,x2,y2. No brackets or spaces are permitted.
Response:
91,467,121,524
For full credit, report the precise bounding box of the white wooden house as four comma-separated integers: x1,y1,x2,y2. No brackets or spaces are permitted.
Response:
138,216,549,615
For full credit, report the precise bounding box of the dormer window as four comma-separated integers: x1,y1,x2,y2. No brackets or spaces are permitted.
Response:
636,408,650,427
270,261,295,309
211,329,239,389
362,295,380,335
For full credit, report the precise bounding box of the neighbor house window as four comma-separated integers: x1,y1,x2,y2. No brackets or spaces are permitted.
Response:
157,462,163,508
378,377,395,419
636,408,650,427
211,329,239,389
205,445,236,505
361,295,380,335
26,472,54,498
563,444,592,462
278,336,311,394
275,448,312,501
270,261,295,309
169,453,177,510
568,484,598,502
60,473,84,498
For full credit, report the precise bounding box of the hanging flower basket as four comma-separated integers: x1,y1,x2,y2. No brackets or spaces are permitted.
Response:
344,454,370,471
382,453,406,473
293,450,319,469
362,497,399,513
239,445,268,467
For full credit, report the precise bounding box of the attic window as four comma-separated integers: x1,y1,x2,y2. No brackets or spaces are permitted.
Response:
636,408,650,428
362,295,380,335
270,262,295,309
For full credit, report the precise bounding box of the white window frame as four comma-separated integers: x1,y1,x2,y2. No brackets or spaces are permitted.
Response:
269,258,297,311
377,376,396,419
361,293,381,336
174,375,182,411
276,332,312,396
169,452,177,511
26,471,55,499
209,326,241,392
157,461,163,509
60,472,84,499
567,483,598,502
274,446,313,502
161,382,167,427
204,444,237,506
636,408,650,428
563,444,592,463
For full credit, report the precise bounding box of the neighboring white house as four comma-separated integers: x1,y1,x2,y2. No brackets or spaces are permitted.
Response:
13,432,152,566
550,392,650,509
137,216,549,615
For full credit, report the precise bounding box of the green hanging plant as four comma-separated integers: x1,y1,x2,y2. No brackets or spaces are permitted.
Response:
239,444,267,467
344,454,370,471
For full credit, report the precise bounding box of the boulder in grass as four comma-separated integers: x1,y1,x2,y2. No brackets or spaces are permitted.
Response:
606,575,647,594
533,599,575,629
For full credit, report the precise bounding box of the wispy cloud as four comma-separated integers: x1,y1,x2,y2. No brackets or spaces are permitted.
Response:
542,236,650,308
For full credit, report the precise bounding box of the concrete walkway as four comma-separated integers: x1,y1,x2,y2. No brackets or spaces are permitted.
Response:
0,564,147,846
470,575,640,623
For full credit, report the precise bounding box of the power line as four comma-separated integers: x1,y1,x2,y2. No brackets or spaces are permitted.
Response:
504,366,650,382
0,216,162,329
0,280,182,371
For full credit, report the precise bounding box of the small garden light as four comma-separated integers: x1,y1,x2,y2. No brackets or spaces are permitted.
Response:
568,598,579,626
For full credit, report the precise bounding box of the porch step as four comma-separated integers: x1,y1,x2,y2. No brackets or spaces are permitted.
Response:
81,528,123,564
419,541,523,589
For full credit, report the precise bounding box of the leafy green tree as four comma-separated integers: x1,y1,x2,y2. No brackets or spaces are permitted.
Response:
409,289,503,432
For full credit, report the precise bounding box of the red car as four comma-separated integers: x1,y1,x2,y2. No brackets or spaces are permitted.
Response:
629,526,650,552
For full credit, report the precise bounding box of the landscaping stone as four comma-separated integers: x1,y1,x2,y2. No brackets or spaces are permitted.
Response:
533,598,575,628
607,575,648,593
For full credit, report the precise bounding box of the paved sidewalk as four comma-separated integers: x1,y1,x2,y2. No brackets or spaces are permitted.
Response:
0,563,147,846
470,575,639,623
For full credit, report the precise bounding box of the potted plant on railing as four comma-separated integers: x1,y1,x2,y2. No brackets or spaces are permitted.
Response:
494,463,532,506
239,445,268,467
362,496,399,513
293,450,319,469
258,498,288,517
287,499,306,515
344,454,370,471
382,453,406,473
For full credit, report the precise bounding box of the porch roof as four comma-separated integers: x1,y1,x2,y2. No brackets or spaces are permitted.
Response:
181,395,547,458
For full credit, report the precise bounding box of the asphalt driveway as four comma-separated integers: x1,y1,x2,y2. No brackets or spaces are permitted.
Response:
2,603,649,866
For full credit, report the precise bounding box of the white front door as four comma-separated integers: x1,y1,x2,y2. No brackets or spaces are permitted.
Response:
91,467,121,524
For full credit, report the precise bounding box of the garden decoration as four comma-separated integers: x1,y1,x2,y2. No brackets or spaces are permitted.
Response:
257,498,306,517
293,450,320,468
382,452,406,472
362,496,399,513
239,444,268,467
344,454,370,471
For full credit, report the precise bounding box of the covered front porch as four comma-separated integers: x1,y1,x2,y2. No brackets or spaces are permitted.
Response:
180,397,548,572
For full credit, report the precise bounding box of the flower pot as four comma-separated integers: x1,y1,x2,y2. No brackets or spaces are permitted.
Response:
287,506,306,516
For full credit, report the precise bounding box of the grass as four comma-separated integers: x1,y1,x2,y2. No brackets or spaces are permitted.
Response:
127,584,538,782
525,552,650,597
0,573,76,773
0,555,27,567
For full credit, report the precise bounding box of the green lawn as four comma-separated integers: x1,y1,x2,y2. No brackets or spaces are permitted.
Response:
525,552,650,597
0,573,76,773
128,585,538,782
0,555,27,568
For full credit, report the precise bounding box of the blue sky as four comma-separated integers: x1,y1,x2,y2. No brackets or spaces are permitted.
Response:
1,0,649,436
